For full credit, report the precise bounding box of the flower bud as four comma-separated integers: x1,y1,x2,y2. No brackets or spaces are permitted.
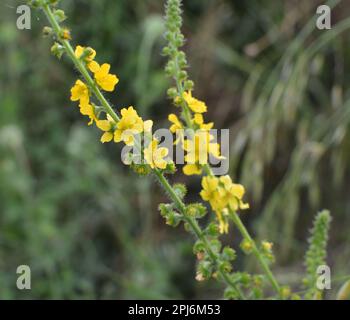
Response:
42,26,53,36
197,260,213,280
53,9,67,22
185,203,207,218
224,287,239,300
221,247,236,262
162,46,170,56
27,0,41,8
184,80,194,91
205,222,220,237
240,239,253,254
131,164,151,176
261,241,273,252
167,87,178,99
173,183,187,199
50,42,65,59
280,286,291,299
178,70,187,81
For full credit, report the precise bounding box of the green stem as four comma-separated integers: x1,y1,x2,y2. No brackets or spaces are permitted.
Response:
173,57,193,127
230,211,281,297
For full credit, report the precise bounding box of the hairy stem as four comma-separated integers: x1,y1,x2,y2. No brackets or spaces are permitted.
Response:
230,211,281,296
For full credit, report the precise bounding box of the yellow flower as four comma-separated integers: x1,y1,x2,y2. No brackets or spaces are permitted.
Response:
114,106,144,145
200,176,219,203
79,101,97,125
182,131,223,175
143,119,153,133
168,113,184,145
200,175,249,234
183,91,207,113
88,60,99,73
200,175,228,233
183,164,202,175
193,113,214,131
70,80,89,105
89,62,119,92
218,175,249,211
74,45,96,63
200,176,224,212
168,114,183,133
193,114,202,125
96,114,116,143
144,139,169,169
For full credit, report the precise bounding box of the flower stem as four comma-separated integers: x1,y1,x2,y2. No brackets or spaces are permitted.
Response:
230,211,281,297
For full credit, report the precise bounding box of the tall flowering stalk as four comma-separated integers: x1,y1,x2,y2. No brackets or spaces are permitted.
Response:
28,0,337,300
163,0,283,297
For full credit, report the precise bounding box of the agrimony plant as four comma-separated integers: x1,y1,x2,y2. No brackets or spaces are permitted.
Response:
28,0,341,300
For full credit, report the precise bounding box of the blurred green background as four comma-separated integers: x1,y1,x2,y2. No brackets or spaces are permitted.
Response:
0,0,349,299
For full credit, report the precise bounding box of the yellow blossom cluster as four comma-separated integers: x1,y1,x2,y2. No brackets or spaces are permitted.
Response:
200,175,249,233
168,91,220,175
182,131,223,175
70,45,168,170
70,45,118,125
